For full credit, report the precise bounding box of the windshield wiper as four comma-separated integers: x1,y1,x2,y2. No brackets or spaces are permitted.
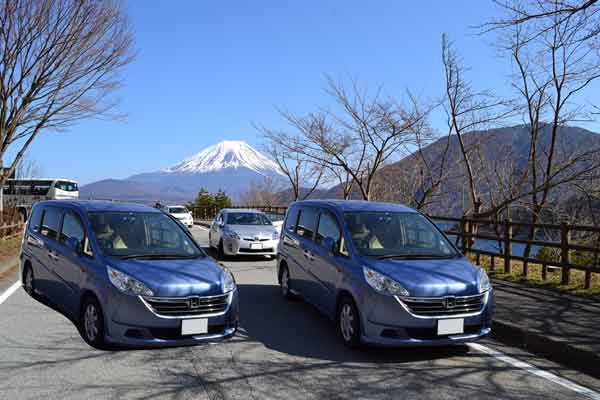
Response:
376,253,459,260
120,253,201,260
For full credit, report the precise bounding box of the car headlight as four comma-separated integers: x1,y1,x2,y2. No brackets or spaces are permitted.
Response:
223,229,240,240
478,268,491,293
107,266,154,296
363,267,409,296
222,268,236,293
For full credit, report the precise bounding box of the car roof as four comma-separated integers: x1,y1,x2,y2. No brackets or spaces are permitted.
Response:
289,199,418,213
35,200,160,213
221,208,264,214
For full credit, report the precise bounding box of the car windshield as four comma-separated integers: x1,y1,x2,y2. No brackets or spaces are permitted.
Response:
168,207,187,214
89,211,203,259
226,212,271,225
344,211,459,259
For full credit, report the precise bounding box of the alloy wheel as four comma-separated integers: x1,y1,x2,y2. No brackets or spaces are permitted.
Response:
340,303,355,342
84,303,99,342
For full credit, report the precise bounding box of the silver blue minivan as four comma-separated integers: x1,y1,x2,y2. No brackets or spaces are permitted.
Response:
20,200,238,348
277,200,493,347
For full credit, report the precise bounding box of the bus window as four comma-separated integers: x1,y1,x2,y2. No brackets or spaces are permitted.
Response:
55,181,78,192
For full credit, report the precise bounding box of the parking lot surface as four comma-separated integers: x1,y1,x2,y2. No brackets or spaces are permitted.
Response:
1,226,599,400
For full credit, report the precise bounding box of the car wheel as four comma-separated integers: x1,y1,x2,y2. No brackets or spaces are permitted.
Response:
23,263,35,295
280,264,295,300
337,296,361,348
81,296,105,349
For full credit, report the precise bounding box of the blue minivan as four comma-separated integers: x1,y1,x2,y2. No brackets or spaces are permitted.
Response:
20,200,238,348
277,200,493,347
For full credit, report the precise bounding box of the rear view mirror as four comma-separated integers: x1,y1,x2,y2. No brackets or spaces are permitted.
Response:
66,237,82,254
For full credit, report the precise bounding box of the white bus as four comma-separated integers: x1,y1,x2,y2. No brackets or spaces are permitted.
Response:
2,178,79,220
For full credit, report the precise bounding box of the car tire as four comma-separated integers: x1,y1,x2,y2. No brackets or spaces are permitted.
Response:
23,263,35,295
279,264,295,300
81,296,106,349
337,296,361,348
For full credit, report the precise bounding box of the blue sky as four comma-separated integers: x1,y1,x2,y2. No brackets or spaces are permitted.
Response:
16,1,598,184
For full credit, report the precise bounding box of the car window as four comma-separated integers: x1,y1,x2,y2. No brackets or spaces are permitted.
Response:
316,211,341,249
29,205,44,233
296,207,318,241
168,207,187,214
60,212,85,243
284,206,300,233
226,212,271,225
40,207,61,241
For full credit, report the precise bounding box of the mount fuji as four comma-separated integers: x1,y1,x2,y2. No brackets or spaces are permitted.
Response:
81,141,285,202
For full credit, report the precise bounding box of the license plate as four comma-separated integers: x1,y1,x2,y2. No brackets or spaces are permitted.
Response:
181,318,208,335
250,243,263,250
437,318,464,335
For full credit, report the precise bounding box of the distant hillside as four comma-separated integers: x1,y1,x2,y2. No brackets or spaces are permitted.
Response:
305,124,600,216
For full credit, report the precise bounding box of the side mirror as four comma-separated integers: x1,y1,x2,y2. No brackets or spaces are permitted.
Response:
66,237,82,254
322,237,337,254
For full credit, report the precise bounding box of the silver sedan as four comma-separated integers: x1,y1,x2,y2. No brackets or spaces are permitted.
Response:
208,209,280,258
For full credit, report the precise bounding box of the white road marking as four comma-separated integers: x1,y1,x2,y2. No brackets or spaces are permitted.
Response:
468,342,600,400
0,280,21,306
194,224,209,231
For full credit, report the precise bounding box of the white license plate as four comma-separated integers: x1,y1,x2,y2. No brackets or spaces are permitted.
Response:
437,318,464,335
181,318,208,335
250,243,263,250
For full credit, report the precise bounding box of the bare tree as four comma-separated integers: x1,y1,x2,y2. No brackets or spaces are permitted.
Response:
486,0,600,41
260,131,324,201
267,78,429,201
441,34,514,217
0,0,134,185
14,155,42,178
240,176,282,207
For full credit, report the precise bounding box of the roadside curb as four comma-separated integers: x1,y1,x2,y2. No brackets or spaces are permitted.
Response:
491,318,600,379
194,221,211,228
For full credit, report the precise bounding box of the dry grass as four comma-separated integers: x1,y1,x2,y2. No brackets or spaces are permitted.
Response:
0,236,21,261
468,253,600,299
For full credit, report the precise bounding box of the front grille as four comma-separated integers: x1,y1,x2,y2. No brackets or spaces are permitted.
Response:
242,237,270,242
149,325,226,339
142,293,230,316
239,247,274,253
398,293,486,317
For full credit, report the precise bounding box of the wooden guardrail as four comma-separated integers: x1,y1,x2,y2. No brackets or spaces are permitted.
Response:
192,204,600,288
0,223,24,241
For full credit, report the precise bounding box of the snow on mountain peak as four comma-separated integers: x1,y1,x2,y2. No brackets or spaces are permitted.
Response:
164,140,282,175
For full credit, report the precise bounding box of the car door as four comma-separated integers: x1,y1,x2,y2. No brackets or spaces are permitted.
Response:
291,206,320,302
309,209,344,316
23,205,52,294
37,206,65,301
54,210,90,316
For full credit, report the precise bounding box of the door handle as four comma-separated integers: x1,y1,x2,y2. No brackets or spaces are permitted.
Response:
303,249,314,261
48,251,60,261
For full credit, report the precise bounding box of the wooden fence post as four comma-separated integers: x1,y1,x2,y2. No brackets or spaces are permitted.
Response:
504,219,512,274
560,222,571,285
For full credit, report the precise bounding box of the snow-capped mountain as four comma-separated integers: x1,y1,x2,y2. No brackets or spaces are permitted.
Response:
81,140,285,202
165,140,281,175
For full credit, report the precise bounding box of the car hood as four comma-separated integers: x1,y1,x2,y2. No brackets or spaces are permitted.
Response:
108,256,226,297
171,213,191,218
227,224,277,238
363,257,480,297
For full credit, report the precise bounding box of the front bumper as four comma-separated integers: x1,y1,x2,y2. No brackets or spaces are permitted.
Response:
358,288,494,347
223,237,279,256
103,288,239,347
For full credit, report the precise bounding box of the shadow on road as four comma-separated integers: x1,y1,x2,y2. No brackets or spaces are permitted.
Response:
237,283,470,363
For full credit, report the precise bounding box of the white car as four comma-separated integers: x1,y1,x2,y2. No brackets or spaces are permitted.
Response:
209,209,279,258
164,205,194,228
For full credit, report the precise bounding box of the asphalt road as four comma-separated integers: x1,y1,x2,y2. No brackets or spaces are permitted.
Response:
1,226,599,400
